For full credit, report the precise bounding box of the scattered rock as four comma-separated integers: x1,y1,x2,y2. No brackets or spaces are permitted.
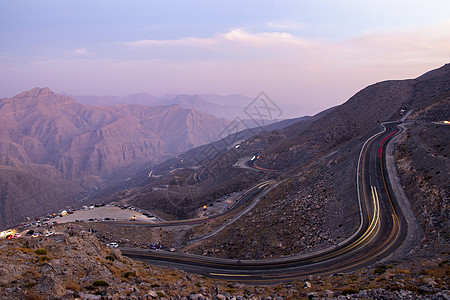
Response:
417,284,434,294
323,289,334,298
189,293,207,300
79,293,101,300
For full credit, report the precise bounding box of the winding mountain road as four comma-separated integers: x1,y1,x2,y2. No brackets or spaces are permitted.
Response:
112,180,274,228
122,122,413,283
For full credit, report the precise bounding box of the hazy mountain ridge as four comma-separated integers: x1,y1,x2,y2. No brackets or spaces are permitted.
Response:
0,88,233,228
0,88,233,180
67,92,310,119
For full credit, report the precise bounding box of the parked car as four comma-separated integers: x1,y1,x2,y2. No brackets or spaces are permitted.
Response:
107,242,118,248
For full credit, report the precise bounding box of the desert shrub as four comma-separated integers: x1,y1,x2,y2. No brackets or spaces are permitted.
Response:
388,282,403,292
95,290,108,296
123,271,136,278
66,280,80,291
38,256,50,262
17,247,32,253
374,268,386,274
374,264,394,274
156,291,166,297
25,294,42,300
274,285,282,291
342,288,359,295
93,280,109,287
106,255,114,261
21,270,41,279
35,249,47,255
420,269,431,275
26,281,37,288
438,260,448,267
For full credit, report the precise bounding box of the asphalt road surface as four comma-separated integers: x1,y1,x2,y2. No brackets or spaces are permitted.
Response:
110,180,274,228
122,122,411,283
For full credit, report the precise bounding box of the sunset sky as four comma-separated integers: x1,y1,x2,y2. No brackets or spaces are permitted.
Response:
1,0,449,115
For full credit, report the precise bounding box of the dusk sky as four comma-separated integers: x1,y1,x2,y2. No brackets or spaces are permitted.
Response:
1,0,449,115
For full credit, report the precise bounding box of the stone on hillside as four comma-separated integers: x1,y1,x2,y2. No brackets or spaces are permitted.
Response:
79,293,101,299
111,248,123,260
417,284,434,294
36,274,65,296
189,293,206,300
323,289,334,298
147,290,158,298
307,292,318,299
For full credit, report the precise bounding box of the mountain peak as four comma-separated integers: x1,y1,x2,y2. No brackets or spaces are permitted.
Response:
16,87,55,98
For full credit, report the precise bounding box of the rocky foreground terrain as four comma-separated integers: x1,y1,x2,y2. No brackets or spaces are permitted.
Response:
0,224,448,299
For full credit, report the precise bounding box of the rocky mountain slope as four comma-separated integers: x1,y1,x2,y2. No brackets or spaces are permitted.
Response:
0,224,448,299
395,99,449,248
0,88,232,229
182,64,450,260
0,166,80,229
110,64,450,262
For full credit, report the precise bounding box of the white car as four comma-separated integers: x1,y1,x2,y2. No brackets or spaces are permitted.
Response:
45,231,54,236
107,242,118,248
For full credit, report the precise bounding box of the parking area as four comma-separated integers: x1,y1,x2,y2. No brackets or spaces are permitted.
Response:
51,206,157,223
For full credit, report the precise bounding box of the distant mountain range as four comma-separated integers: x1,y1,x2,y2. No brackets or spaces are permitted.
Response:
0,88,240,228
0,88,239,180
65,92,309,119
2,64,448,231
